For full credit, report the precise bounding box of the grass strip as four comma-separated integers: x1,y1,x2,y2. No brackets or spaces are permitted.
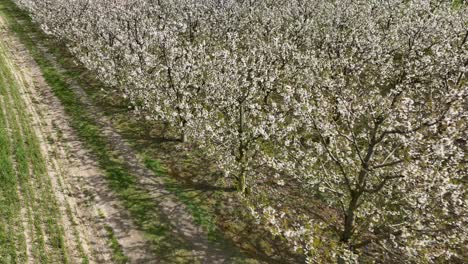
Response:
0,34,68,263
0,75,24,264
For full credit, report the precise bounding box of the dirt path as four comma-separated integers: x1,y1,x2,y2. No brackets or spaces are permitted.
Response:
0,11,158,263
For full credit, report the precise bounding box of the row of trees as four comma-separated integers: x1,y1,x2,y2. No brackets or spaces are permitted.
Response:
15,0,467,262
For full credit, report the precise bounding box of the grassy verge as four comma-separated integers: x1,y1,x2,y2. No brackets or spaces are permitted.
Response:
0,74,25,263
0,29,68,263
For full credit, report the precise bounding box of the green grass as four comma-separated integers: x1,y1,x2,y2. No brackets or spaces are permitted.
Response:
0,28,68,263
104,225,129,264
0,73,24,263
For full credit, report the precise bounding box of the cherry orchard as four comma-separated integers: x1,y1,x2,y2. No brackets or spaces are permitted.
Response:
14,0,467,262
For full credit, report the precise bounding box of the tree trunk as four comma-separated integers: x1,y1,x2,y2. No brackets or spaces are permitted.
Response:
337,192,360,263
237,102,247,195
238,167,247,195
180,131,187,143
342,192,359,243
180,119,187,143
